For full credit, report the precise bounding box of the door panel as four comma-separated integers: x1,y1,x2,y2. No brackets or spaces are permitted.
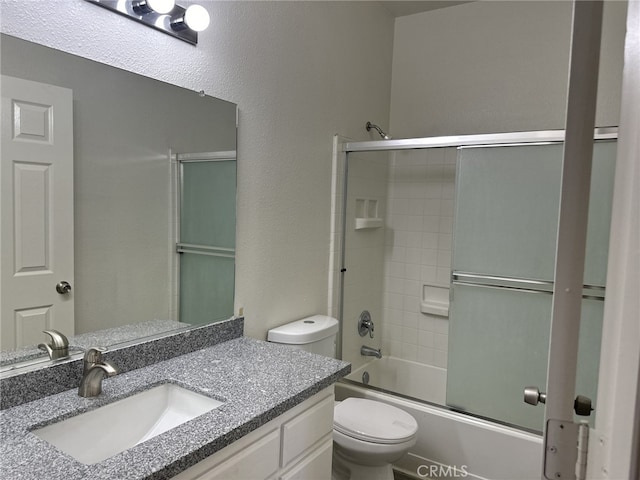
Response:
14,162,50,271
1,75,74,349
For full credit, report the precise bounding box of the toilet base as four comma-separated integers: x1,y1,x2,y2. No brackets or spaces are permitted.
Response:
332,448,395,480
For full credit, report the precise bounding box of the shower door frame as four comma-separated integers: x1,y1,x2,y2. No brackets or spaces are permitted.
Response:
338,126,617,474
341,128,617,153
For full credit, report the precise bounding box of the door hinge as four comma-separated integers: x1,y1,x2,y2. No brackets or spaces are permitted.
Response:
543,419,590,480
576,421,589,480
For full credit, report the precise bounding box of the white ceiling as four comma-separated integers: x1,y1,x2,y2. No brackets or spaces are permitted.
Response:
380,1,473,18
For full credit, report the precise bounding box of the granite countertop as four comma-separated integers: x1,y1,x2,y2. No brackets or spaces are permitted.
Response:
0,319,190,368
0,337,350,479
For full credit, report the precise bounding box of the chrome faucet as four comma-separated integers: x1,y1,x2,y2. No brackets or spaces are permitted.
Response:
38,330,69,360
361,345,382,359
78,348,117,398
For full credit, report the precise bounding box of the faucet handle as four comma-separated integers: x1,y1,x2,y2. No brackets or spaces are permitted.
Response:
43,330,69,349
83,347,107,367
358,310,375,338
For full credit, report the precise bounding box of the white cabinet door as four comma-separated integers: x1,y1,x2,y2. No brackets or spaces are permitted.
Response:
1,75,74,349
279,438,333,480
281,394,334,467
197,430,280,480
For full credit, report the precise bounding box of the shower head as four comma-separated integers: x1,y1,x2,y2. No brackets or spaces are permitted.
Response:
366,121,392,140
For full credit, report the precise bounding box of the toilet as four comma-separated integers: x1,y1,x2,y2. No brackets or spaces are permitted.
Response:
268,315,418,480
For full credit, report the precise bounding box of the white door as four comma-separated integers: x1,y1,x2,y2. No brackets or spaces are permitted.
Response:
1,75,74,350
539,2,610,479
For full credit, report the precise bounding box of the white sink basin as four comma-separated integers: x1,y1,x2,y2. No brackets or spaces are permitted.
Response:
32,383,223,465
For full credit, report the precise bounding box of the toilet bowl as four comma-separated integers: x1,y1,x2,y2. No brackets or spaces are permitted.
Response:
332,397,418,480
267,316,418,480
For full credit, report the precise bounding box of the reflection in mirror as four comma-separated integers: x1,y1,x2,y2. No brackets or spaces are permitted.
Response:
0,34,238,371
178,155,236,324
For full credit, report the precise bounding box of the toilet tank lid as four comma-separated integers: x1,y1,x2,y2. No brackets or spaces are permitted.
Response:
267,315,339,344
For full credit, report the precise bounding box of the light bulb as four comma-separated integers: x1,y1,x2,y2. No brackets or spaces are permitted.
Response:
147,0,175,14
184,4,210,32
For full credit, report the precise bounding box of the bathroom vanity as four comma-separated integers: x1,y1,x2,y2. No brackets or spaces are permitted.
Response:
0,320,349,479
173,388,335,480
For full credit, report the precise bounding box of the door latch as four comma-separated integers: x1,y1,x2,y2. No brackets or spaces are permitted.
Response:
523,386,593,416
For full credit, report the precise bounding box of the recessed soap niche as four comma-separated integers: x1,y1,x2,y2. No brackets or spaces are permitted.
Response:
421,283,450,317
355,198,383,230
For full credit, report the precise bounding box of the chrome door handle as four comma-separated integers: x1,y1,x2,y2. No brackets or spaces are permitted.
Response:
524,386,547,406
56,281,72,294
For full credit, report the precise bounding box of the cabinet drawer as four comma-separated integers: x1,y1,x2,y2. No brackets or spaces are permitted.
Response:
198,429,280,480
281,394,334,467
279,436,333,480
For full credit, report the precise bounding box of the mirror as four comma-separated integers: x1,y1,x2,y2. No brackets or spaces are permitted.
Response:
0,34,237,371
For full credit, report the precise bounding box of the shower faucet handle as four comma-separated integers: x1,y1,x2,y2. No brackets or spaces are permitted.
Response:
358,310,374,338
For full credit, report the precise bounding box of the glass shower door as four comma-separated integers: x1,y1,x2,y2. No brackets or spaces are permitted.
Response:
178,155,236,325
447,141,616,431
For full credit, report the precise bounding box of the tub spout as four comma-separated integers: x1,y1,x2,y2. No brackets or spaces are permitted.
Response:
361,345,382,359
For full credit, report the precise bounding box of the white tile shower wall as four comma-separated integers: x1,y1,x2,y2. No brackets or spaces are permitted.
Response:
382,147,456,369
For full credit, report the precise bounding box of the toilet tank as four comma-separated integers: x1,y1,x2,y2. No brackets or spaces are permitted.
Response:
267,315,339,358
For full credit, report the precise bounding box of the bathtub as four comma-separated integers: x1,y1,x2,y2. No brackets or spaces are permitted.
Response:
346,356,448,405
337,356,543,480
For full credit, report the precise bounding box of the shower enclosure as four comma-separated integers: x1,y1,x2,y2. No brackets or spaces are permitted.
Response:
331,128,617,474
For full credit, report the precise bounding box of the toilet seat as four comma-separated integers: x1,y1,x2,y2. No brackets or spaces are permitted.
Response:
334,398,417,445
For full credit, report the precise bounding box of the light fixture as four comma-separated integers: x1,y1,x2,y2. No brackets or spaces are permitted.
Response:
84,0,210,45
172,4,210,32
